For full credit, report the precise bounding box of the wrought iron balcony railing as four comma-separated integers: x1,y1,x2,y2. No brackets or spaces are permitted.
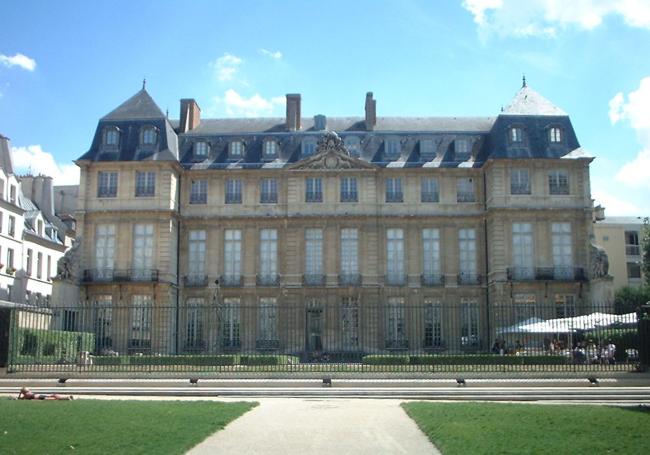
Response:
256,274,280,286
303,274,326,286
83,269,159,283
338,273,362,286
184,275,208,287
385,274,407,286
626,245,641,256
508,266,588,282
421,274,445,286
457,272,482,285
219,275,243,287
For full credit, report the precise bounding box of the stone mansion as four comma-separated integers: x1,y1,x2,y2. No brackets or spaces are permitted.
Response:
68,82,601,356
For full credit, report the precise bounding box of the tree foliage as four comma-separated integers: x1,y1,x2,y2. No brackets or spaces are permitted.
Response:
614,285,650,314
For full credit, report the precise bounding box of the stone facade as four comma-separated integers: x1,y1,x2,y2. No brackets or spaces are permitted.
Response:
71,84,600,356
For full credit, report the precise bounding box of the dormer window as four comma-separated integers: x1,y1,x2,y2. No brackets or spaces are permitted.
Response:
344,136,361,157
263,140,278,158
105,128,119,146
229,140,244,158
420,139,435,159
549,127,562,143
385,138,400,158
194,141,209,157
302,138,317,156
509,127,524,143
455,139,470,160
142,127,157,145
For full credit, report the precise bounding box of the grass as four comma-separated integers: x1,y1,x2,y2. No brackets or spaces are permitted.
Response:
0,399,257,455
402,402,650,455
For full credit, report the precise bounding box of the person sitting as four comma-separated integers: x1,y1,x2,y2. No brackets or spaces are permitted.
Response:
17,387,74,401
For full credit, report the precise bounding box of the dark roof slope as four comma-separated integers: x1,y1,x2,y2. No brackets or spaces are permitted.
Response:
101,89,166,120
0,133,15,175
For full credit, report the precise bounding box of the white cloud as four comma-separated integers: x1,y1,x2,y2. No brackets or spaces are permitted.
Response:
259,48,283,60
592,189,643,216
11,145,79,185
211,89,285,117
0,53,36,71
210,53,243,82
462,0,650,37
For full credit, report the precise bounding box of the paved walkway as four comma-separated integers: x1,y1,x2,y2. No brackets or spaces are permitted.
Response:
187,398,440,454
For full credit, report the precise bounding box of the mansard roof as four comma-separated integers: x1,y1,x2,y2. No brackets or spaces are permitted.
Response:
502,85,567,116
101,89,166,121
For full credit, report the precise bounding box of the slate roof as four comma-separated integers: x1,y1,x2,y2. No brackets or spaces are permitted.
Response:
78,85,586,167
18,192,64,245
0,133,15,175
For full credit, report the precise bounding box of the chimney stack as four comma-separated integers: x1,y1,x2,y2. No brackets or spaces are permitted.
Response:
365,92,376,131
286,94,301,131
179,98,201,133
20,175,55,218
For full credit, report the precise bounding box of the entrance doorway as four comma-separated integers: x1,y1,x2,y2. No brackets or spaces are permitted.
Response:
306,308,323,355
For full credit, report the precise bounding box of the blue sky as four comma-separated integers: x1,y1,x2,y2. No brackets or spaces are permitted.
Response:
1,0,649,215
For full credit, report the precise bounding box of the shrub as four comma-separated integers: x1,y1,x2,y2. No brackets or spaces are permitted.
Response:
408,355,568,366
239,355,298,366
12,328,95,363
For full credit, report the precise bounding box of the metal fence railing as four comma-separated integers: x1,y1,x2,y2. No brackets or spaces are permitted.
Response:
6,302,640,374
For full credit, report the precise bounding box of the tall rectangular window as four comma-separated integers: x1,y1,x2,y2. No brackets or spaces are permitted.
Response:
511,223,534,279
7,248,14,269
548,170,569,195
458,228,477,284
36,252,42,279
185,298,205,351
259,229,278,284
260,178,278,204
420,139,435,158
340,228,358,283
224,230,242,285
625,231,640,256
135,171,156,197
385,139,400,158
8,216,14,237
341,297,359,349
305,229,323,284
225,179,242,204
97,171,118,198
258,298,278,345
0,212,3,233
456,177,475,202
26,249,33,276
133,224,154,280
423,299,443,348
222,298,241,349
93,296,113,353
340,177,358,202
190,180,207,204
95,224,115,280
229,141,243,157
188,230,206,282
422,228,441,285
47,255,52,281
460,299,479,347
305,177,322,202
9,185,16,204
511,169,531,195
555,294,576,318
130,295,152,352
385,178,403,202
386,297,407,348
552,222,573,279
455,139,470,160
386,228,405,285
421,177,439,202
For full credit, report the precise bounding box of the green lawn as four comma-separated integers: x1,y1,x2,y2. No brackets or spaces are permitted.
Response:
0,399,257,455
402,402,650,455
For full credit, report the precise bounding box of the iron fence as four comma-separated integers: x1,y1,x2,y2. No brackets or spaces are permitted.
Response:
5,301,640,374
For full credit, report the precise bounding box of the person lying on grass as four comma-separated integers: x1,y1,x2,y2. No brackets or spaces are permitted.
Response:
17,387,74,401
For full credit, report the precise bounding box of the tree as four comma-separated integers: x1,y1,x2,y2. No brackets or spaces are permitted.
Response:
614,285,650,314
642,217,650,288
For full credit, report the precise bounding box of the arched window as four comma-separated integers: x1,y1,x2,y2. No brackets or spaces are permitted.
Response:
105,128,119,146
549,127,562,143
142,127,157,145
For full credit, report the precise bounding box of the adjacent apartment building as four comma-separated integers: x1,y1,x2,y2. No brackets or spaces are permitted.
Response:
72,81,598,357
594,216,645,290
0,134,71,307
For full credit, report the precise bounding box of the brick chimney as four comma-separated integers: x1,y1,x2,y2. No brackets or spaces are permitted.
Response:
286,94,301,131
365,92,376,131
179,98,201,133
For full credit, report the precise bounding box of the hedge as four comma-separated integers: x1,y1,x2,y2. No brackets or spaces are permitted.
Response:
363,354,570,366
239,355,299,365
12,327,95,364
93,355,238,366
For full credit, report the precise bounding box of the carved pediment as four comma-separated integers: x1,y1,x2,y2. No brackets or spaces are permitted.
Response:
289,131,376,170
